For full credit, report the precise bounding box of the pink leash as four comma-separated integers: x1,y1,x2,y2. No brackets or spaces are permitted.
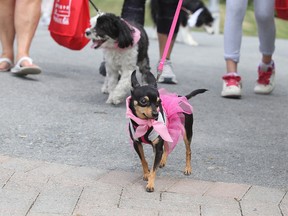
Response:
157,0,183,81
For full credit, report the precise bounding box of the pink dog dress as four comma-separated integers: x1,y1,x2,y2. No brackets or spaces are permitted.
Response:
126,88,193,154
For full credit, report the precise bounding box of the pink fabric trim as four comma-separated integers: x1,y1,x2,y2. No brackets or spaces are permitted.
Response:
114,20,141,49
126,88,193,154
126,97,173,142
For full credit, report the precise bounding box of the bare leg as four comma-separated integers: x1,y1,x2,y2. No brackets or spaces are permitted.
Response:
226,59,237,73
262,55,272,64
157,33,175,60
0,0,15,69
14,0,41,67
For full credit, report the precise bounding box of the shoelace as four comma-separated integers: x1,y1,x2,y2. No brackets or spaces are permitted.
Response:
257,67,273,85
223,74,241,87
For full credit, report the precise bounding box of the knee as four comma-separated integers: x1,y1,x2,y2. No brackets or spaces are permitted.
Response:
255,11,274,24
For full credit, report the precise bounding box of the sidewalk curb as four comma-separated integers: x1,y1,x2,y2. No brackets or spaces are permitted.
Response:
0,154,287,216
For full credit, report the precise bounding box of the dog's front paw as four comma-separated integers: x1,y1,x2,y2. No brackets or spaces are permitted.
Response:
106,94,123,105
101,86,109,94
146,185,154,192
184,167,192,176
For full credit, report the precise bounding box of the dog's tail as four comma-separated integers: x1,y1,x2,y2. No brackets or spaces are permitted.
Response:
185,89,208,100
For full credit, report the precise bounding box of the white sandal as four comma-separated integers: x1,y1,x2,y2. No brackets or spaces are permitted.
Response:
11,57,42,76
0,58,13,72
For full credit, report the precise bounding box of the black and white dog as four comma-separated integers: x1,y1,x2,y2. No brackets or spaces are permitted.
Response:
85,13,150,105
151,0,214,46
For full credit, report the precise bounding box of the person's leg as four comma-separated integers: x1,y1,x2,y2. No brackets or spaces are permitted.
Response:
0,0,15,70
221,0,248,98
254,0,275,64
14,0,41,67
157,33,176,60
224,0,248,73
157,0,179,60
121,0,146,25
253,0,276,94
157,0,179,84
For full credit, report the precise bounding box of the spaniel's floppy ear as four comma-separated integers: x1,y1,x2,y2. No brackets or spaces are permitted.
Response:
131,70,140,90
116,19,134,48
146,71,157,89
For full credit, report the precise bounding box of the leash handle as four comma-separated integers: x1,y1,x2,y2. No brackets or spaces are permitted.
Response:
157,0,183,80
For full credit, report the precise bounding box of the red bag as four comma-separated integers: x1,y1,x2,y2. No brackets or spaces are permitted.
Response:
49,0,91,50
275,0,288,20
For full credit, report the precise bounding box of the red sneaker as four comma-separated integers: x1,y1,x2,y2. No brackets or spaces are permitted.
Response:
221,72,242,98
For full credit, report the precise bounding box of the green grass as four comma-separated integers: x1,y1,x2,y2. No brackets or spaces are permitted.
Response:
90,0,288,39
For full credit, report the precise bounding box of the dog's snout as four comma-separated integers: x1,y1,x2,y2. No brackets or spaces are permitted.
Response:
152,111,158,118
85,30,91,36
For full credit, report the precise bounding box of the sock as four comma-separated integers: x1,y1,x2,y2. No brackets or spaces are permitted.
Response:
259,60,274,72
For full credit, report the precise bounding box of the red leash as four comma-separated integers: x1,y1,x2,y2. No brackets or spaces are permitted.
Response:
157,0,183,80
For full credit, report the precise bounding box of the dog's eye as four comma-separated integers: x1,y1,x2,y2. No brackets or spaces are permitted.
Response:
156,99,161,107
139,98,149,106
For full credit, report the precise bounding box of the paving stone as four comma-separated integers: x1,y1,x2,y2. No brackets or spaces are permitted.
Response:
241,201,282,216
98,170,141,187
0,183,39,216
8,162,73,190
203,182,251,200
31,161,73,177
74,207,158,216
167,179,215,195
280,192,288,216
132,176,179,193
159,210,199,216
242,185,286,204
200,197,241,216
119,184,163,210
160,192,201,213
73,182,123,215
50,166,108,186
9,170,49,191
29,183,83,215
0,157,43,172
28,213,70,216
0,167,14,188
0,155,11,163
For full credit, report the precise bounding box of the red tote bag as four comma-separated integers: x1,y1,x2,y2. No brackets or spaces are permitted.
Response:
275,0,288,20
49,0,91,50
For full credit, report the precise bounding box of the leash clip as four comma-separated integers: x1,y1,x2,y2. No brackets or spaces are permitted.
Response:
156,61,164,81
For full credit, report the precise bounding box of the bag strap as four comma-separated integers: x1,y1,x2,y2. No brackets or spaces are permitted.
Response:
89,0,100,13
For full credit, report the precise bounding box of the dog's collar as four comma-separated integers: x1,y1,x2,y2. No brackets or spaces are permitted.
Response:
126,97,173,142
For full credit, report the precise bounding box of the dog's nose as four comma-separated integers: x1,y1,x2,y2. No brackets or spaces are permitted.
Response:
152,111,158,118
85,31,91,36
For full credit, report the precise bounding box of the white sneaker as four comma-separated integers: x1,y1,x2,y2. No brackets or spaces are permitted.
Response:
221,72,242,98
254,61,275,94
157,60,178,84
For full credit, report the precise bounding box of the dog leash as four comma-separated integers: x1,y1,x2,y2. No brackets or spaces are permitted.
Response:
157,0,183,81
89,0,100,13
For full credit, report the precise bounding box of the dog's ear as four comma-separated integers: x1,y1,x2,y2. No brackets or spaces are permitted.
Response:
146,72,157,89
131,70,140,89
116,19,134,48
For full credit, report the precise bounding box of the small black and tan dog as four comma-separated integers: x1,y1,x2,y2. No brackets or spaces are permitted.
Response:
126,71,206,192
